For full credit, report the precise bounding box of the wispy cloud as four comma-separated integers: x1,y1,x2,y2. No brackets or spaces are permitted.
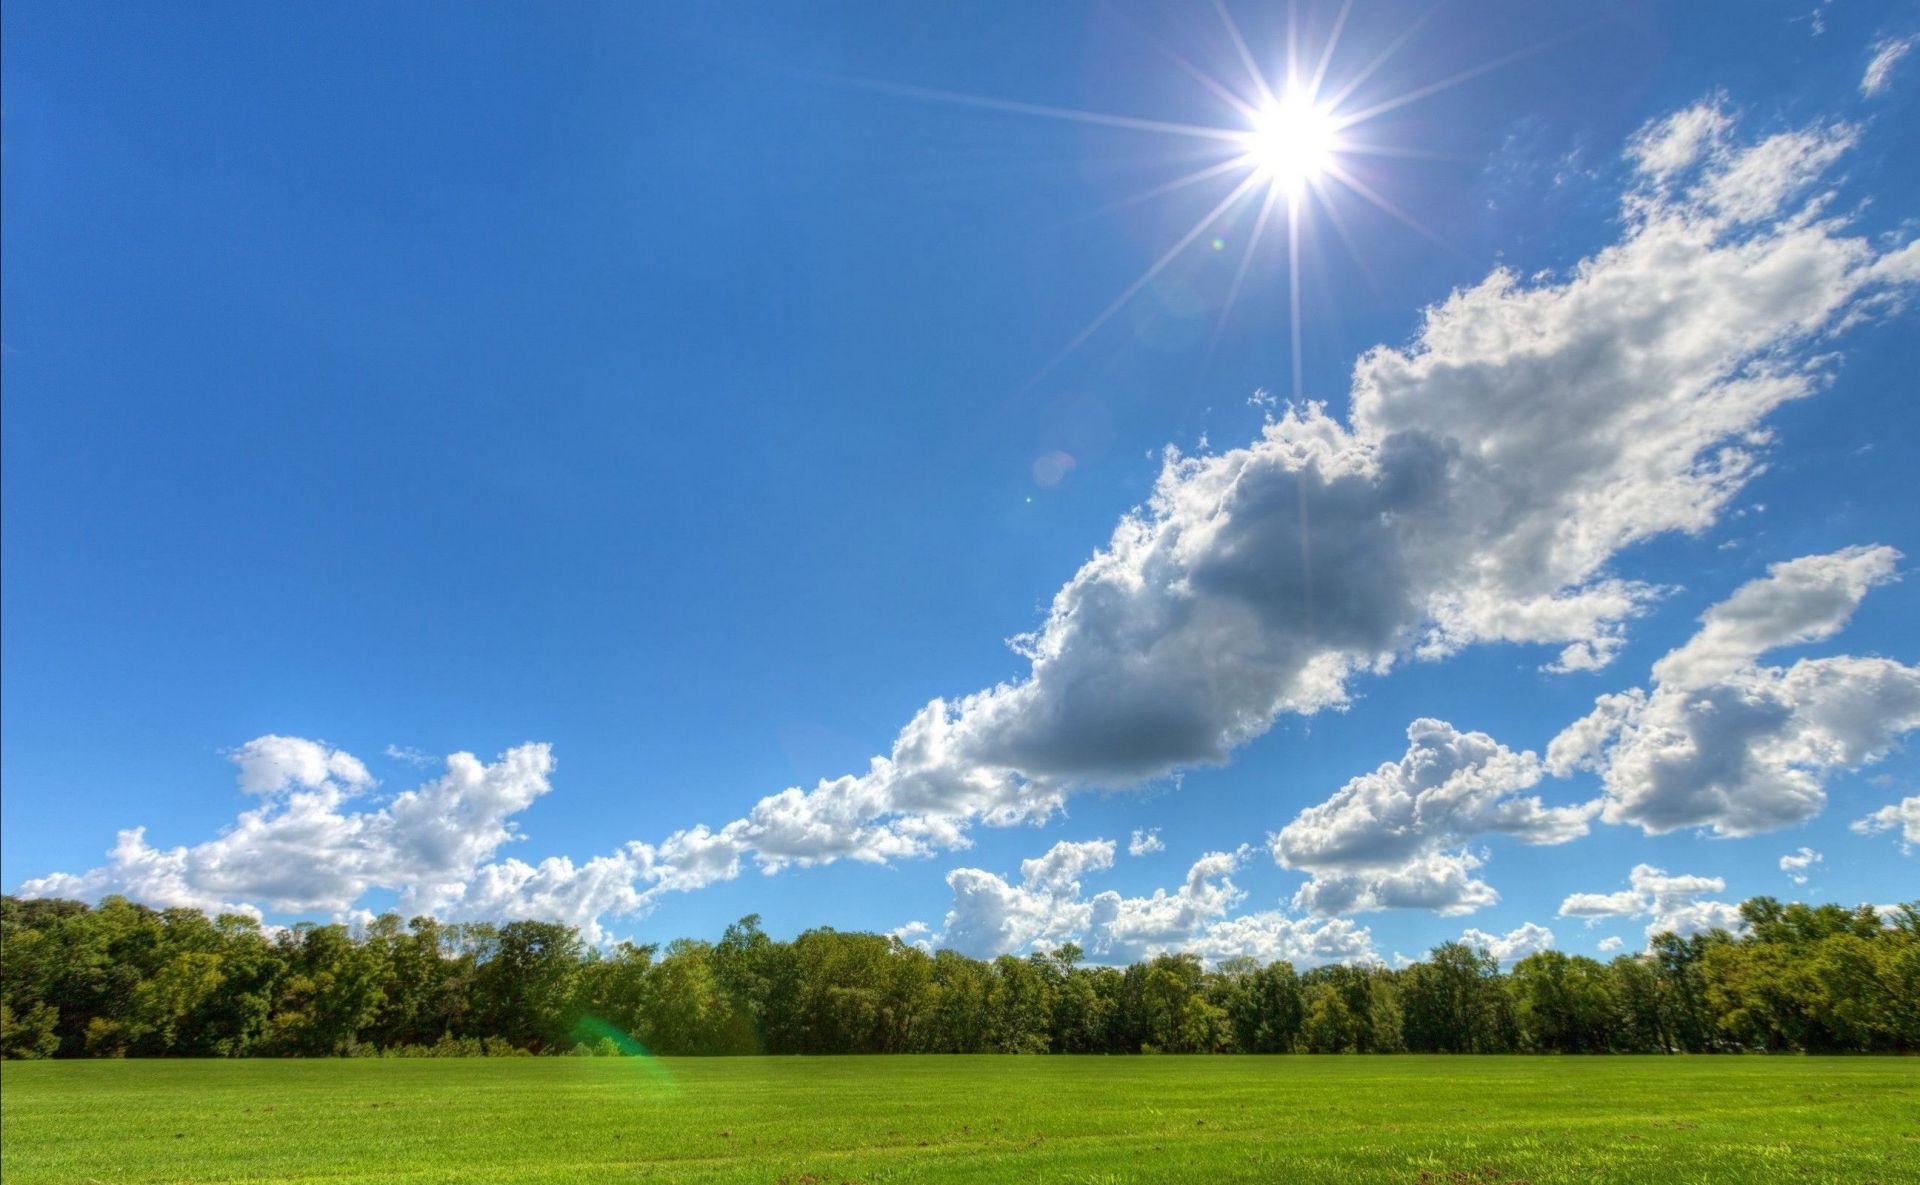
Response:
1862,35,1916,96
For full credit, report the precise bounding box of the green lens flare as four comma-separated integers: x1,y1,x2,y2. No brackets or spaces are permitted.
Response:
569,1017,679,1093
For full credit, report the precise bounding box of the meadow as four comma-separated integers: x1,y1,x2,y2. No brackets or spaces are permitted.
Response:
3,1055,1915,1184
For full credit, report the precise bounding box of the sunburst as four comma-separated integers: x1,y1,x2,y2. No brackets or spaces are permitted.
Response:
850,2,1552,398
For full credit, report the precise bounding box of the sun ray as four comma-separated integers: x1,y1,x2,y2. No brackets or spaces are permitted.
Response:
1305,171,1387,302
1333,32,1575,130
1029,171,1267,388
1076,154,1258,224
836,76,1247,142
1321,160,1462,257
1211,0,1277,108
1112,7,1263,123
1208,181,1285,362
1319,2,1442,111
1287,193,1305,401
1286,1,1302,89
1337,140,1481,162
1307,0,1355,100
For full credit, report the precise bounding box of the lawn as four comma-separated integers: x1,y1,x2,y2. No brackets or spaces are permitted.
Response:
2,1056,1915,1184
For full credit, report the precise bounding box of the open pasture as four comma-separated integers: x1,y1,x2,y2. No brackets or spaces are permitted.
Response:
3,1055,1915,1184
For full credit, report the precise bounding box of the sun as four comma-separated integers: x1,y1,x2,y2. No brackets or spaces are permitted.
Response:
1244,92,1338,193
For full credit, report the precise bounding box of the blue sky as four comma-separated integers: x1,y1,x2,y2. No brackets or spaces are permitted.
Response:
4,0,1918,965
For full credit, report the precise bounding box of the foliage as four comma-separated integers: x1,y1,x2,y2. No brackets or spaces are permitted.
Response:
3,894,1916,1059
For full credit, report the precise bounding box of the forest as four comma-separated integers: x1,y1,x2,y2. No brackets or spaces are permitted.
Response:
3,894,1916,1059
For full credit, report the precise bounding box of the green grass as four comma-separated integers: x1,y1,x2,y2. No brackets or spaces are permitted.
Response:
3,1056,1916,1184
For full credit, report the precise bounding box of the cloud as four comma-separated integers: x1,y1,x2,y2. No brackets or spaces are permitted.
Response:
1862,36,1916,96
1128,828,1166,857
1272,719,1596,916
20,739,561,926
384,744,437,769
1852,795,1920,852
1548,546,1920,836
20,97,1920,938
921,841,1376,966
1779,846,1823,884
1558,863,1745,941
1596,935,1625,953
1458,922,1555,965
229,735,373,796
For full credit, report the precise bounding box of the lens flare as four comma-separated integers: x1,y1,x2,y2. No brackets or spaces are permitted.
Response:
569,1016,680,1093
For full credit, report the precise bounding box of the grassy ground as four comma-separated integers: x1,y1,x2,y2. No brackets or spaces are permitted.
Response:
2,1055,1915,1184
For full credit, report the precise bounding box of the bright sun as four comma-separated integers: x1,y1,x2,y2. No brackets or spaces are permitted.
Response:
1244,92,1338,192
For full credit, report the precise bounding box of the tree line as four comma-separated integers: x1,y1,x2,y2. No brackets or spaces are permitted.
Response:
3,894,1915,1059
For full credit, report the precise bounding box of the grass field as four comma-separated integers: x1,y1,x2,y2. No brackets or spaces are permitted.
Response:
3,1056,1916,1184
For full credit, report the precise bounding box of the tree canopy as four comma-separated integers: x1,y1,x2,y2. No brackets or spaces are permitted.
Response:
4,895,1914,1059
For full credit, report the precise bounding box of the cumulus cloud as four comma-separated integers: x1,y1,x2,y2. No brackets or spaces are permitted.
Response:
1558,863,1745,941
1852,795,1920,852
20,739,560,925
1596,935,1625,953
21,97,1920,938
1128,828,1166,857
230,735,373,796
1273,719,1596,916
1862,36,1916,96
1779,846,1823,884
920,841,1376,966
1548,546,1920,836
1459,922,1555,965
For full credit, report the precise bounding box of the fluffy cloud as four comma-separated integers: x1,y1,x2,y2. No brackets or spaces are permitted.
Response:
1458,922,1555,965
1852,795,1920,852
21,740,557,923
924,841,1376,966
21,97,1920,938
1273,719,1595,916
1596,935,1625,953
1862,36,1916,96
1128,828,1166,857
1548,546,1920,836
1558,863,1745,941
1779,846,1823,884
230,735,373,796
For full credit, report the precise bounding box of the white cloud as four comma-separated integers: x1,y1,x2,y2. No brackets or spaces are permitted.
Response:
21,97,1920,939
1273,719,1596,916
384,744,436,769
1779,846,1823,884
229,735,373,796
1596,935,1625,953
1459,922,1555,965
1128,827,1166,857
1548,546,1920,836
1558,863,1745,941
1862,35,1916,96
1852,795,1920,852
928,842,1376,967
21,739,561,926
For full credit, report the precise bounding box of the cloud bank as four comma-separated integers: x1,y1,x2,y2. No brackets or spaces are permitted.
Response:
929,839,1378,966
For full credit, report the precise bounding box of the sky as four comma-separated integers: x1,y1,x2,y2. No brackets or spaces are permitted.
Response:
4,0,1918,968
